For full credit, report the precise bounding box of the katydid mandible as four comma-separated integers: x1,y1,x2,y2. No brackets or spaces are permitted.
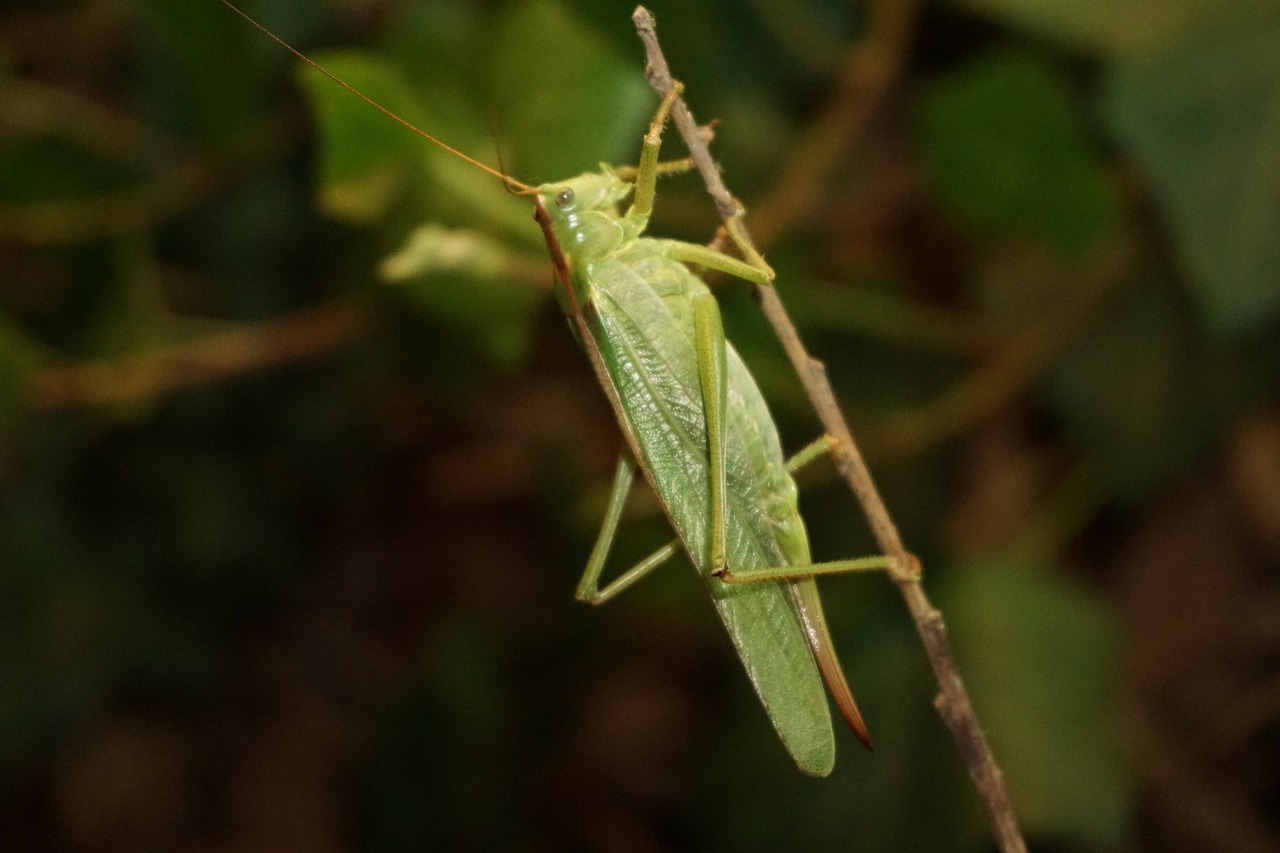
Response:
222,0,895,776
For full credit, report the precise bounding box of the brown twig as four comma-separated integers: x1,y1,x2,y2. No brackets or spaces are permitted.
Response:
862,239,1132,459
632,7,1028,852
747,0,919,249
30,299,370,410
0,78,225,244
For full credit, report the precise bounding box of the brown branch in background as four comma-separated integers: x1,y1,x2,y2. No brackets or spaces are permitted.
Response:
0,79,225,244
31,299,370,410
864,239,1131,459
748,0,919,249
631,7,1028,853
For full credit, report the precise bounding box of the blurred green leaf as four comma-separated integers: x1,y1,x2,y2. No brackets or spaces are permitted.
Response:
487,0,653,179
297,54,430,222
1104,20,1280,335
941,555,1133,848
913,51,1120,256
1044,276,1250,502
131,0,313,145
302,0,652,232
299,54,533,239
961,0,1276,58
0,315,39,423
299,0,658,369
0,137,143,205
389,269,544,371
377,224,544,367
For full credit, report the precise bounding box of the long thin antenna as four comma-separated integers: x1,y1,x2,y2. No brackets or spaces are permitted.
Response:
219,0,532,193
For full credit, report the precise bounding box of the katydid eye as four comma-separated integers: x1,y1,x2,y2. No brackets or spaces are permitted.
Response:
555,187,574,207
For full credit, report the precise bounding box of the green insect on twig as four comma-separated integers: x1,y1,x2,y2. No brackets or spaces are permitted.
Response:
221,0,905,777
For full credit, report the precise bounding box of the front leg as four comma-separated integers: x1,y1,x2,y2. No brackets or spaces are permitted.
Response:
628,82,685,221
625,80,776,287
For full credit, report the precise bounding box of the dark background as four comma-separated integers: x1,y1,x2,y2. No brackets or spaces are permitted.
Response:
2,0,1278,850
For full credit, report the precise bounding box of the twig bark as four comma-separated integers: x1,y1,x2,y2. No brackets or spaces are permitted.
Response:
631,7,1028,852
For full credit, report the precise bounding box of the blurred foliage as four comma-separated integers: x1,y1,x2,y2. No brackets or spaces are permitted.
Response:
940,556,1130,847
914,50,1121,255
1,1,1278,852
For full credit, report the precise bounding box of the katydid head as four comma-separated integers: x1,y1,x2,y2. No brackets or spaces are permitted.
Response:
536,171,632,218
529,170,633,323
533,170,634,257
533,171,633,271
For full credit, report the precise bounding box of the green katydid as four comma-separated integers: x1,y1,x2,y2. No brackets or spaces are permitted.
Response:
222,0,896,776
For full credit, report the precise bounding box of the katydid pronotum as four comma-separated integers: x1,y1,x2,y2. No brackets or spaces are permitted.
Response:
223,1,897,776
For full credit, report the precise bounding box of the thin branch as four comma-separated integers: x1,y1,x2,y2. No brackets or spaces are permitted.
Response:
631,7,1028,853
30,299,370,410
862,239,1131,459
0,78,224,244
748,0,919,249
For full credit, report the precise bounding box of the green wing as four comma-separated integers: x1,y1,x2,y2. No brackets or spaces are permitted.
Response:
585,258,836,776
